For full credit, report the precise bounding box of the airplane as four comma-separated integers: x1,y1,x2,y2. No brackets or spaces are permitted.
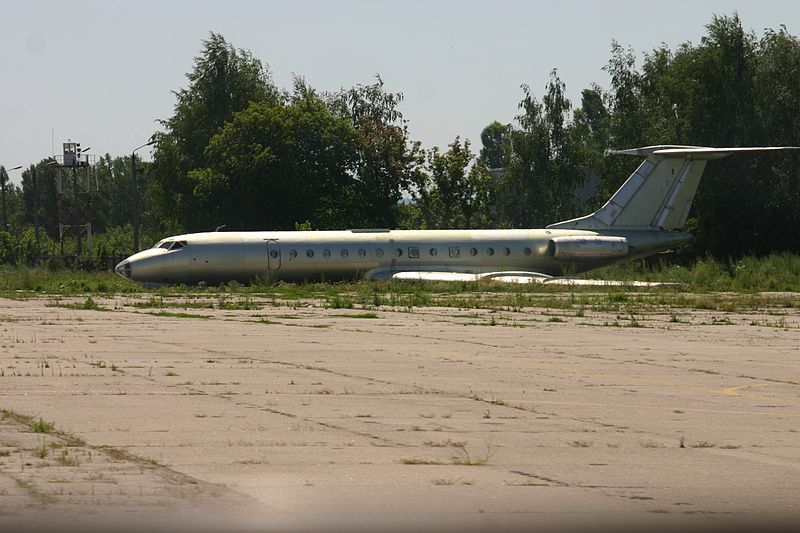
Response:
115,145,798,286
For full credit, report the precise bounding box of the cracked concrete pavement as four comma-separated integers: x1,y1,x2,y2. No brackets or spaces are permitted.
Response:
0,293,798,528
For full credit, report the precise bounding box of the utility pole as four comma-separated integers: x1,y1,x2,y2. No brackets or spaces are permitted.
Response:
131,140,155,253
31,165,38,242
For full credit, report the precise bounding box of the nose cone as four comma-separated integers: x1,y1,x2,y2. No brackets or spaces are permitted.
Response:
114,259,132,279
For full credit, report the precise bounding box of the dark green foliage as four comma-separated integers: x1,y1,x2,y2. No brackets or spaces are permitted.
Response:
1,17,798,266
204,90,358,230
149,32,280,232
326,77,424,228
409,138,496,229
584,15,800,257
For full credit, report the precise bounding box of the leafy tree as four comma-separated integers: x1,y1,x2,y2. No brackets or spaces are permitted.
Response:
203,87,358,230
478,121,511,170
0,229,13,263
0,166,10,230
415,138,474,229
150,32,280,232
20,160,61,242
326,77,424,228
15,227,52,265
494,70,587,227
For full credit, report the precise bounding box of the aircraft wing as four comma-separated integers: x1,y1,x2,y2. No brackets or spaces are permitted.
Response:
390,271,679,287
391,271,549,284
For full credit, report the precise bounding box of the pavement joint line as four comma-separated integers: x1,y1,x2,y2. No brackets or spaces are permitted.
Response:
0,407,257,510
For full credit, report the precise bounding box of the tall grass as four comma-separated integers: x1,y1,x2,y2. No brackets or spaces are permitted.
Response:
588,253,800,292
1,253,799,296
0,265,141,295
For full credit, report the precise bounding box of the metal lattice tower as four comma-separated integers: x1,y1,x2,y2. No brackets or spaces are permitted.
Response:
54,141,96,259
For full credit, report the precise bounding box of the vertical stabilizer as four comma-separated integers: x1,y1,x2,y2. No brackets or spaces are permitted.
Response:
547,145,799,231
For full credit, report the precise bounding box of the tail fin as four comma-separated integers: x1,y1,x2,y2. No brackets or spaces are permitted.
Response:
547,145,799,231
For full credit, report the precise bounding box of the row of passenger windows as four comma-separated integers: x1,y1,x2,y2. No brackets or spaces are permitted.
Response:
280,246,533,259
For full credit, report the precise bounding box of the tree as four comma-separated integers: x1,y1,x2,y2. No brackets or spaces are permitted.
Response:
203,88,358,230
19,160,61,243
0,166,9,230
326,77,424,228
415,138,474,229
493,70,587,228
150,32,280,232
478,121,511,170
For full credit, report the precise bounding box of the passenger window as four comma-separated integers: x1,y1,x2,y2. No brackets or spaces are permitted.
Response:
524,247,532,256
341,249,349,258
394,248,403,257
429,248,438,256
306,249,314,258
376,248,384,258
323,249,331,258
503,247,511,256
408,247,420,259
270,250,279,259
358,249,366,258
487,248,495,256
289,249,298,259
449,247,460,258
470,247,478,256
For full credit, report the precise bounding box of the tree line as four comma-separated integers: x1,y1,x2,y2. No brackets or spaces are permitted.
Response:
1,13,798,267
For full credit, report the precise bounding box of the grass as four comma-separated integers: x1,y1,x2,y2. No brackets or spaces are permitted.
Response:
1,254,800,319
29,417,55,434
588,252,800,292
332,312,380,319
47,296,108,311
146,311,211,319
1,410,84,446
450,442,493,466
432,478,473,486
0,253,792,296
398,458,444,465
690,440,716,448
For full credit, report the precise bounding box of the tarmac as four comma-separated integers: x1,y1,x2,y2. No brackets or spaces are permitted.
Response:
0,293,798,530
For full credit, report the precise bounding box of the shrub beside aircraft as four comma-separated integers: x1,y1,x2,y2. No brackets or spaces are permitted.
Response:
115,145,798,286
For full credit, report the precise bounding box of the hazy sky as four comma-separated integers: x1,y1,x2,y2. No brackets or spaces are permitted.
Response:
2,0,798,183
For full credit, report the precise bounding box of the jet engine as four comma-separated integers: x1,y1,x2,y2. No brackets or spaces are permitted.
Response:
547,236,628,260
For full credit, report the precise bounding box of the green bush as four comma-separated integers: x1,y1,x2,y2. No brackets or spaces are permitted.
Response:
0,230,14,264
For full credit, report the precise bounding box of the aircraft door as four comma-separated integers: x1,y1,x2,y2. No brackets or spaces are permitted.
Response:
266,240,281,271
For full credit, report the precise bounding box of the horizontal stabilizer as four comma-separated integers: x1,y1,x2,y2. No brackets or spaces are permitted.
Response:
606,145,800,160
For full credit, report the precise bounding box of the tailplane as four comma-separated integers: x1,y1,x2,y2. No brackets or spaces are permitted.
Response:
547,145,799,231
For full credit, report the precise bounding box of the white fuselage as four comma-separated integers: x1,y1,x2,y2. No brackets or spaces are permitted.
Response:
115,228,690,285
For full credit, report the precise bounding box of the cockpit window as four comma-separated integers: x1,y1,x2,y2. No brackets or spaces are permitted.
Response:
158,240,186,251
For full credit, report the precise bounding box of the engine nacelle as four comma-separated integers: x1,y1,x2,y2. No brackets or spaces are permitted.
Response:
547,236,628,260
